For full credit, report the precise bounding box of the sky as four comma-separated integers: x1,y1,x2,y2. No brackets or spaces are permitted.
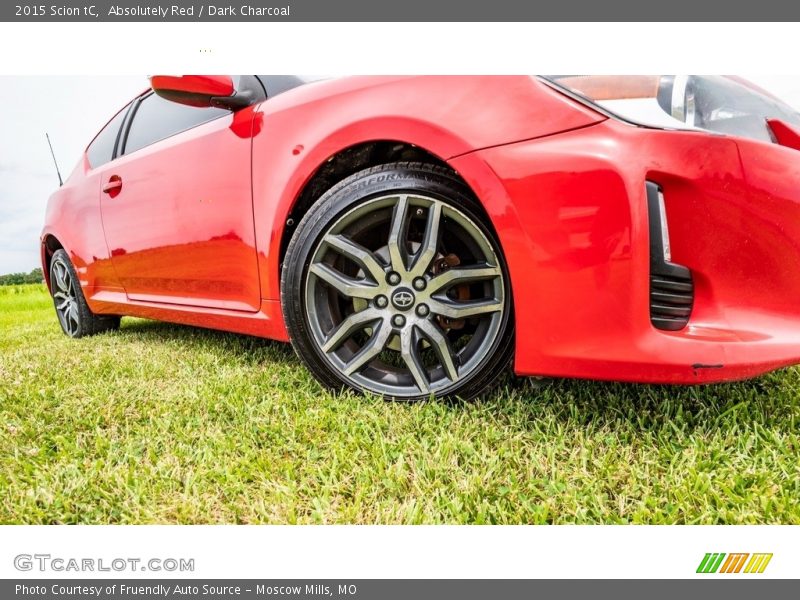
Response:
2,75,800,275
0,76,145,274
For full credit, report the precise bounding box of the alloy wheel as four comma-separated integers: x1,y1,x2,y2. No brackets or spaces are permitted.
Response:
52,256,80,336
304,193,506,398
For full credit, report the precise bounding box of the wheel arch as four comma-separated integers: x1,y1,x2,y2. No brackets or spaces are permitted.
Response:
40,232,65,292
278,139,458,272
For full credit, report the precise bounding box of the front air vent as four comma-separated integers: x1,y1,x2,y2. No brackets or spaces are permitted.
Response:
646,182,694,331
651,273,693,330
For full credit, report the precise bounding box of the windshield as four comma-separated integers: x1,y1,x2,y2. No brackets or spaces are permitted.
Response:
543,75,800,144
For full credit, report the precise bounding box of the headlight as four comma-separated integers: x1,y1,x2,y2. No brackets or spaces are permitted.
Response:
543,75,800,144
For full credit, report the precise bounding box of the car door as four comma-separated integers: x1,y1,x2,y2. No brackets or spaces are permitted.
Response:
98,90,261,312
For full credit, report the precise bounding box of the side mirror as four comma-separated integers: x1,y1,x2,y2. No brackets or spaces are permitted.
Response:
149,75,251,110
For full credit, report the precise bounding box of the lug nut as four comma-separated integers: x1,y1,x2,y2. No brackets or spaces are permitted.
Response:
412,277,427,291
416,304,429,317
392,314,406,327
387,271,401,285
375,295,388,308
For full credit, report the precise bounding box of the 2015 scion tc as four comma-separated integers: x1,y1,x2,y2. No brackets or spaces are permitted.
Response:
41,75,800,400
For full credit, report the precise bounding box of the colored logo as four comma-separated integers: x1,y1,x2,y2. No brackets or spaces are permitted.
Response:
696,553,773,574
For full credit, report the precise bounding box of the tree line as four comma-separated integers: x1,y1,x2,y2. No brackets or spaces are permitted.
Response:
0,268,44,286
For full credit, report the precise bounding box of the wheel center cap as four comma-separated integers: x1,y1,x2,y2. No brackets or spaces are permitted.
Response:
391,288,415,311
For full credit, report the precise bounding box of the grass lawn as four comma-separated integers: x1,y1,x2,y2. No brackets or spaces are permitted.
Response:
1,283,798,524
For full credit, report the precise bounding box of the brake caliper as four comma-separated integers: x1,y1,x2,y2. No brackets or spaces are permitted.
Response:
432,253,469,331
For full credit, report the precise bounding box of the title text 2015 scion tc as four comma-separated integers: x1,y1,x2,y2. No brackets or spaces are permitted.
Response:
41,75,800,400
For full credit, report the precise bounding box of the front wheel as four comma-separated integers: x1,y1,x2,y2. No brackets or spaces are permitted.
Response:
49,249,120,338
281,163,514,401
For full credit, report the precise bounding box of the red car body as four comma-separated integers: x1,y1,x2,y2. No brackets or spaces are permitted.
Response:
41,75,800,384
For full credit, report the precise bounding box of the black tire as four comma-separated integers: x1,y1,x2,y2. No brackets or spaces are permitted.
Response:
49,249,121,338
281,162,514,401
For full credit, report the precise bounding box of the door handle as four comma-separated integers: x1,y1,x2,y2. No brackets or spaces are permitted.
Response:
102,175,123,195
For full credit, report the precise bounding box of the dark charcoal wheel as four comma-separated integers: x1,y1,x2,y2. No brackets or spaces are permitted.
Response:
281,162,514,401
49,249,120,338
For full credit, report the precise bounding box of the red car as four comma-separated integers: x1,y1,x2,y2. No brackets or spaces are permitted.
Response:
41,75,800,400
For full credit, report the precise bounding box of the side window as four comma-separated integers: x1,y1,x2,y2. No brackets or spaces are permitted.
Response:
123,93,229,156
86,103,131,169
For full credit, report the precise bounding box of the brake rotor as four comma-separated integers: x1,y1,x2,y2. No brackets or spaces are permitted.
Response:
432,253,469,330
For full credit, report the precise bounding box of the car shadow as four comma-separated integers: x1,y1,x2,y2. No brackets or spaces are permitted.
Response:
113,318,796,432
117,318,298,366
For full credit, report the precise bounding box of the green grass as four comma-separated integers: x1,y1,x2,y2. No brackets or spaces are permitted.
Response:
1,283,798,524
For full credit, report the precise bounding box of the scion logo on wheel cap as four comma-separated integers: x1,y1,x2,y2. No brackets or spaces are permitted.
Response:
391,288,415,311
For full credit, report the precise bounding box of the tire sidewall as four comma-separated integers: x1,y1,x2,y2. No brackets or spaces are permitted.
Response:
281,163,514,401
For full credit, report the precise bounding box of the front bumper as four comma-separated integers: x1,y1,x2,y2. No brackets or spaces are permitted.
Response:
450,119,800,383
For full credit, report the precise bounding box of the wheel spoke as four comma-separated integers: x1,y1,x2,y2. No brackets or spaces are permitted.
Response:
400,326,429,394
67,302,79,326
343,320,392,376
53,292,69,309
428,264,501,293
323,234,386,283
54,262,67,293
310,263,379,300
409,201,442,278
52,263,61,290
60,264,69,293
416,319,459,381
321,307,382,353
60,300,77,336
387,195,410,272
428,297,504,320
57,310,69,333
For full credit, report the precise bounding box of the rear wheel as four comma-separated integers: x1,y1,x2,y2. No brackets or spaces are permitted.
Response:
50,249,120,338
281,162,514,401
